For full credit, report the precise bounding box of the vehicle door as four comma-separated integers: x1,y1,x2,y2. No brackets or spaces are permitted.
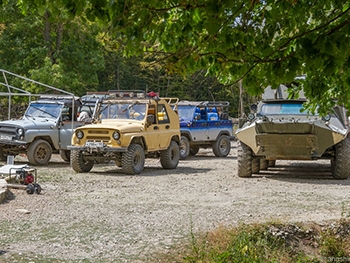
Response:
59,105,85,149
190,106,209,141
206,107,221,140
146,104,173,150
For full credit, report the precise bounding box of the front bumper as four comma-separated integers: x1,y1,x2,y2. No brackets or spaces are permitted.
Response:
67,145,128,153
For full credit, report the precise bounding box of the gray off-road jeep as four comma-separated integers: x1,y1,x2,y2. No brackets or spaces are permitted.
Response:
0,69,91,165
68,90,181,175
236,85,350,179
177,101,234,159
0,95,84,165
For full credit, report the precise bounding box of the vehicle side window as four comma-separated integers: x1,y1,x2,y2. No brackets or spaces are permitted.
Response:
157,104,170,124
62,106,72,121
147,105,157,124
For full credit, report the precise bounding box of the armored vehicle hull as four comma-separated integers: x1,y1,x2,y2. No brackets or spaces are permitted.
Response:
236,85,350,179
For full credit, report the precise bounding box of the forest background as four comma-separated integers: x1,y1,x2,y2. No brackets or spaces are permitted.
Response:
0,1,250,119
2,0,350,120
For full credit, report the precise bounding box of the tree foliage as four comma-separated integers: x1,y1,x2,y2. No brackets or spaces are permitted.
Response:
0,1,105,95
11,0,350,114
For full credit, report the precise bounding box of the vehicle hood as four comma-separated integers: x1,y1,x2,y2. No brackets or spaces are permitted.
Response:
0,117,57,129
77,120,144,133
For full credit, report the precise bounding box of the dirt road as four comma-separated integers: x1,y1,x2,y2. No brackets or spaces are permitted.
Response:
1,141,350,262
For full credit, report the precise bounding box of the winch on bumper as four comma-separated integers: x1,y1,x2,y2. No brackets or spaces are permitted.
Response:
68,144,128,153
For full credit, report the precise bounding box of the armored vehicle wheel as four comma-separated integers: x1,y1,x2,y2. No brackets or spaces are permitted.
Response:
190,146,199,156
160,141,180,169
27,140,52,165
268,160,276,167
0,147,7,162
71,150,94,173
60,150,70,162
213,135,231,157
122,144,145,175
179,136,190,160
331,137,350,179
260,159,269,170
252,158,260,173
237,141,253,177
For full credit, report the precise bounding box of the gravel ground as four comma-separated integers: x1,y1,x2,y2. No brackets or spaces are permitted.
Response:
1,141,350,262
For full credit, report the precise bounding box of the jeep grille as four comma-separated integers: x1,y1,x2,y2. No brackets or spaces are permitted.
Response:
0,125,17,135
86,130,110,142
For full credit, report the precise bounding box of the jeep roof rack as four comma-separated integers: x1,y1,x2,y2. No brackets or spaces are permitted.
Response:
178,101,230,107
0,69,75,119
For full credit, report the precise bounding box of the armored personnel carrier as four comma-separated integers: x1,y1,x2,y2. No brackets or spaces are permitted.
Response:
235,85,350,179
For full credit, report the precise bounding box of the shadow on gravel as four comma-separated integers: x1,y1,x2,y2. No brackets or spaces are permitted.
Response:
252,161,350,185
92,165,211,177
186,154,237,160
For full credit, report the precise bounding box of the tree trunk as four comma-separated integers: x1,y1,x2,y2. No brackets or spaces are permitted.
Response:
239,79,245,117
43,10,52,59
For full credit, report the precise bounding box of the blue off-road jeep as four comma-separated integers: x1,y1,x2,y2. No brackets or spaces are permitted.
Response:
177,101,234,159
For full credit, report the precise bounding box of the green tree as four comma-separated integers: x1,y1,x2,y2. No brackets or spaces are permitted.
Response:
10,0,350,113
0,1,105,95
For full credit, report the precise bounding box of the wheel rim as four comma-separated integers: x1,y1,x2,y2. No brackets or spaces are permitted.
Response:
133,151,143,170
179,141,186,155
220,139,229,153
37,145,49,161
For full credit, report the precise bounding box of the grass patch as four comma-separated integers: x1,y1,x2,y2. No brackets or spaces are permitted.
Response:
150,219,350,263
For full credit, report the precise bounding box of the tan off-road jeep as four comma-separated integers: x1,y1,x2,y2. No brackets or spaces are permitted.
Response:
68,91,181,175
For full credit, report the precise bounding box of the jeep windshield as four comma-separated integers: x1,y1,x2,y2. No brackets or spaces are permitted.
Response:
99,102,146,120
258,102,317,116
177,105,196,120
25,103,62,119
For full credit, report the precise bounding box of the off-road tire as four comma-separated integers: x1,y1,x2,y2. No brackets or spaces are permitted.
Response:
190,146,200,156
237,140,253,177
212,135,231,157
0,146,7,162
71,150,94,173
122,144,145,175
260,159,269,170
160,141,180,169
60,150,70,162
27,140,52,165
331,137,350,179
179,136,190,160
252,158,260,173
115,153,122,167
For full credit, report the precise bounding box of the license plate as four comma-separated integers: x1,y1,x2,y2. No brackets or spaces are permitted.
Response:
0,134,12,140
85,141,104,147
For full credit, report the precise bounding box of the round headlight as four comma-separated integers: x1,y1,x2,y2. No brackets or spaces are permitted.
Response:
248,113,255,121
17,128,24,136
112,131,120,140
76,130,84,139
323,114,331,121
